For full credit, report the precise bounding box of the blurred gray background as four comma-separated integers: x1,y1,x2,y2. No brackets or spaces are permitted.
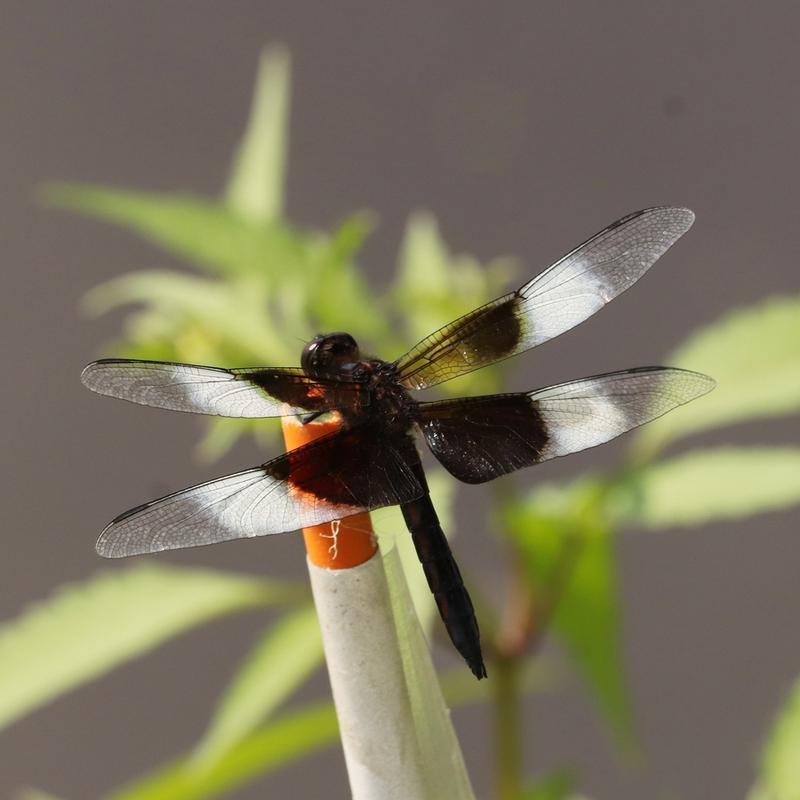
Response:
1,2,799,798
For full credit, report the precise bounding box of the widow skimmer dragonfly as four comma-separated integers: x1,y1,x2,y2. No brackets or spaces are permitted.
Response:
82,207,713,679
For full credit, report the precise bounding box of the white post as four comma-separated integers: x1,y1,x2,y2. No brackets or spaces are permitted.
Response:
307,542,476,800
308,550,429,799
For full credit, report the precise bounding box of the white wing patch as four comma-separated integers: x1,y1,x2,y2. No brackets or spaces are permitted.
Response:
394,207,696,390
516,207,695,348
82,360,304,418
96,467,364,558
532,367,714,459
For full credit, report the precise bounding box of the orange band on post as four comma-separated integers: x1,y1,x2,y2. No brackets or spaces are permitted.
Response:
281,415,377,569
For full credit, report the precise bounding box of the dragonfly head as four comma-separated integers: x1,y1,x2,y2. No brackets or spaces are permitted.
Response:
302,332,361,377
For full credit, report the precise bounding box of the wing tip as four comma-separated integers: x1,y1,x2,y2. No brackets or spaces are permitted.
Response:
96,513,132,557
627,365,716,400
671,206,695,234
80,361,102,391
632,206,695,238
95,530,128,559
95,503,156,558
661,205,695,233
641,204,694,217
681,369,716,399
96,527,161,559
80,358,133,392
643,365,716,403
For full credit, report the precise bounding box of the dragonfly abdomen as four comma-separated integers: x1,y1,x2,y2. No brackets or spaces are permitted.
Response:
400,493,487,679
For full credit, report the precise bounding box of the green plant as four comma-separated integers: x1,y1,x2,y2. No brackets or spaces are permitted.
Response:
5,46,800,800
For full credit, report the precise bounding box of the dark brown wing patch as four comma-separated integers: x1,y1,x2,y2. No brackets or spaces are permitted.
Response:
238,367,367,416
81,359,366,418
265,424,424,509
96,423,425,558
418,368,715,485
395,295,523,391
418,394,548,484
394,207,695,390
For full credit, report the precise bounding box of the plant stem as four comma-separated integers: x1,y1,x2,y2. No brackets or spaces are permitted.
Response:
493,652,523,800
489,477,529,800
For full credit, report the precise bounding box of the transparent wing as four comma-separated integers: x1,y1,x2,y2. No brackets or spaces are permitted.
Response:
396,207,695,389
81,359,365,418
419,367,714,483
96,424,424,557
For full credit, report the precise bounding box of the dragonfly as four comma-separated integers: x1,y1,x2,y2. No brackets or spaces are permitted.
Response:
82,206,714,679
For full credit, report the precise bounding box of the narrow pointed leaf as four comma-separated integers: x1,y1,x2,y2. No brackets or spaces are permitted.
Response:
613,447,800,529
396,212,453,300
382,546,476,800
192,604,323,766
374,468,457,634
44,183,306,277
505,486,635,748
556,530,633,748
196,418,263,463
0,565,299,731
390,212,516,395
309,213,394,345
635,295,800,455
102,660,550,800
84,270,295,365
225,46,290,225
522,769,577,800
104,703,338,800
751,673,800,800
393,211,516,342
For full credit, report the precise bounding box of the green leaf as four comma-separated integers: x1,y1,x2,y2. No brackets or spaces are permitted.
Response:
104,703,338,800
390,211,517,395
195,418,268,463
192,604,323,766
225,46,290,225
553,525,632,749
84,270,296,365
505,484,635,749
83,266,301,458
522,769,576,800
44,183,307,277
396,211,455,301
635,295,800,456
751,673,800,800
0,565,300,731
382,546,476,800
374,468,457,634
103,660,551,800
440,653,557,709
309,213,396,347
613,447,800,529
